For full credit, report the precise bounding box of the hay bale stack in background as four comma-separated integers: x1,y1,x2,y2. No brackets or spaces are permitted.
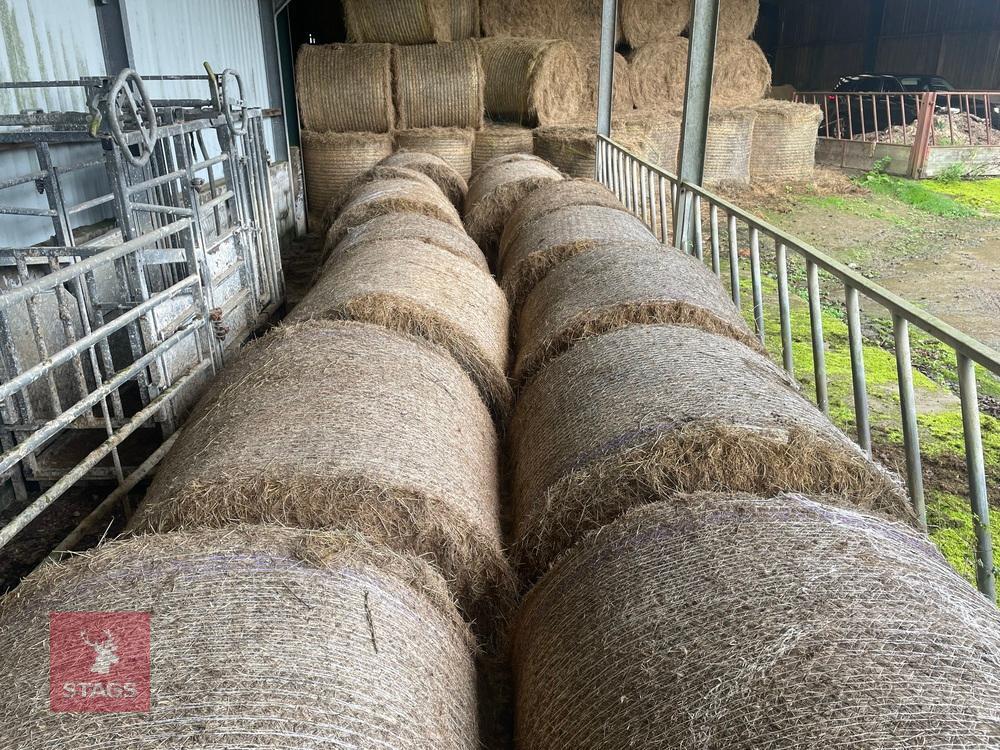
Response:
395,128,476,180
473,123,535,172
344,0,448,43
748,100,823,180
621,0,689,48
380,150,468,207
464,154,563,260
0,526,480,749
578,51,633,116
509,324,911,580
718,0,760,38
704,107,757,185
714,37,772,104
130,320,512,632
480,0,602,46
295,43,393,133
301,131,392,227
290,240,511,418
515,494,1000,749
479,38,584,127
613,110,683,172
513,244,760,385
393,41,484,130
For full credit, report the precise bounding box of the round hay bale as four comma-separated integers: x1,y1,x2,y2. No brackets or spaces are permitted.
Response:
464,154,563,261
449,0,479,40
393,41,484,130
473,123,535,173
326,212,488,272
478,38,584,127
395,128,476,181
289,239,512,419
301,130,393,228
321,163,453,227
578,51,633,116
748,100,823,180
0,525,480,748
719,0,761,38
621,0,689,47
629,37,688,111
509,324,912,580
704,107,757,186
343,0,450,43
715,37,771,105
480,0,602,46
532,125,597,179
381,149,468,207
130,320,512,635
295,43,393,133
513,243,761,385
514,494,1000,750
499,205,659,312
617,109,683,172
328,166,463,248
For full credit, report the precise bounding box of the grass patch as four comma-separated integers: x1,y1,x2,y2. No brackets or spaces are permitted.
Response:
859,173,977,217
923,177,1000,216
927,490,1000,585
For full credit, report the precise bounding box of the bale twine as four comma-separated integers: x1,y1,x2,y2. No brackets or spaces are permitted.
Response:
622,0,759,46
499,205,659,312
0,525,480,749
295,43,393,133
515,494,1000,749
748,100,823,180
326,212,488,272
704,107,757,186
473,123,535,173
479,38,583,127
343,0,450,43
289,240,512,419
715,37,772,105
480,0,602,47
381,149,468,207
301,130,392,228
513,243,761,385
327,166,464,249
464,154,563,261
393,41,484,130
579,51,633,116
395,128,476,181
532,126,597,179
509,324,911,580
130,320,512,635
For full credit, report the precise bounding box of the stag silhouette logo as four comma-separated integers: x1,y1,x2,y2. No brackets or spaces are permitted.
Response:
80,630,119,675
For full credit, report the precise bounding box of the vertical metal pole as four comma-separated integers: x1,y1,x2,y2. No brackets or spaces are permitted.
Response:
749,227,764,343
658,175,669,244
727,213,741,308
709,204,720,276
806,260,829,414
596,0,619,141
678,0,720,187
893,315,926,530
957,354,996,601
775,241,794,376
845,286,872,455
692,195,704,261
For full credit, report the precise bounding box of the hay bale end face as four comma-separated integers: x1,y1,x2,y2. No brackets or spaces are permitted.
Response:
480,0,603,47
394,128,476,181
479,38,584,127
381,149,468,208
289,239,512,419
749,100,823,180
509,324,911,581
473,123,535,173
393,41,484,130
130,320,512,636
301,130,393,228
295,43,393,133
0,526,480,749
714,37,772,106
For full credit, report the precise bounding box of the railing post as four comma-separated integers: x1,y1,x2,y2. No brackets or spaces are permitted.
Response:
893,315,926,530
908,92,935,179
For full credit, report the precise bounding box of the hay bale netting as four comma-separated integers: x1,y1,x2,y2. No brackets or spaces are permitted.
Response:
617,109,682,172
621,0,759,47
513,243,760,385
499,205,659,312
381,149,468,207
579,52,633,116
464,154,563,260
473,123,535,173
704,107,757,186
393,41,484,130
479,38,584,127
749,100,824,180
289,239,511,419
395,128,476,181
0,526,480,749
301,130,392,227
509,324,911,580
130,320,512,634
533,126,597,179
327,166,463,247
295,43,393,133
515,494,1000,749
327,212,488,272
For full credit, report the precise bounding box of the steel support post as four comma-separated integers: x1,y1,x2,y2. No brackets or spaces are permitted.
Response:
677,0,720,187
596,0,619,143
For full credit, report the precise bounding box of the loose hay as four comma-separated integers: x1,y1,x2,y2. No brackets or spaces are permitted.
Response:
464,154,563,262
382,149,468,206
289,240,512,419
704,107,757,186
393,41,484,130
343,0,450,43
295,43,393,132
301,130,392,228
748,100,823,180
130,320,513,635
513,243,761,385
479,38,584,127
395,128,476,181
0,525,480,749
473,123,535,173
515,494,1000,749
327,166,463,248
325,212,488,272
509,324,912,580
480,0,602,46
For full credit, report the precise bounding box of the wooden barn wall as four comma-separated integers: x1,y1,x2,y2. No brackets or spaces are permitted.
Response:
773,0,1000,90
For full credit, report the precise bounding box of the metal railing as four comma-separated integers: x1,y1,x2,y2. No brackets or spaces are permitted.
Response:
597,135,1000,600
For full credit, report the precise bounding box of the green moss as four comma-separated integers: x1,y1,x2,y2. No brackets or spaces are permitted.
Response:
918,411,1000,470
855,166,977,217
927,490,1000,585
923,178,1000,216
